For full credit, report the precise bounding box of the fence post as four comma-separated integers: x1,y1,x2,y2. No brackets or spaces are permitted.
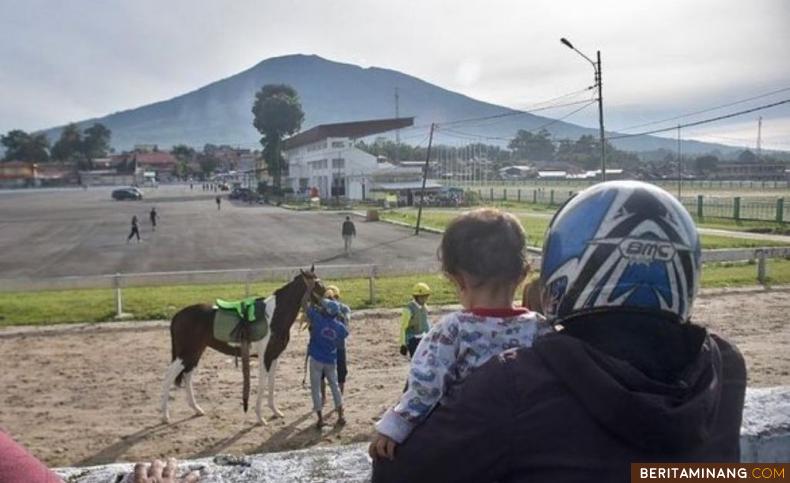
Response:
490,187,494,201
503,188,507,201
776,198,784,224
244,269,252,297
517,189,521,202
550,189,555,205
733,197,741,221
697,195,704,219
368,265,377,304
757,250,767,284
114,273,124,318
532,190,537,204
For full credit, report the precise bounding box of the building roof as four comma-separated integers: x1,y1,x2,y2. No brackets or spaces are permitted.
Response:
499,165,534,172
537,170,567,178
134,151,176,166
284,117,415,151
371,180,443,191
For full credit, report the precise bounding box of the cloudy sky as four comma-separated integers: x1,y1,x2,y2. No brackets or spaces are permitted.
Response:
1,0,789,150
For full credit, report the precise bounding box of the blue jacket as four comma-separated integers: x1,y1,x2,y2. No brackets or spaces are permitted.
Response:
307,306,349,364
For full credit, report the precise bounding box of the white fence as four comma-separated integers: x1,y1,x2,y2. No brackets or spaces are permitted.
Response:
0,247,787,319
0,263,442,318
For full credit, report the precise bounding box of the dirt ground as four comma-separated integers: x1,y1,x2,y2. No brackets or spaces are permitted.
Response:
1,287,789,468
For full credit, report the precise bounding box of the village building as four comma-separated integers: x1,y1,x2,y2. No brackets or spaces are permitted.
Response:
283,117,414,200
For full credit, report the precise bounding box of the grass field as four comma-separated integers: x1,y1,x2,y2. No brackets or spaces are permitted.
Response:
2,260,789,326
381,209,790,249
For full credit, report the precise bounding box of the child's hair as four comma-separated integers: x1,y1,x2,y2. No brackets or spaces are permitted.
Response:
439,208,528,286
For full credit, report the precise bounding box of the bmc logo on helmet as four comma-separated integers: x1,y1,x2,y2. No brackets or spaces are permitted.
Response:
618,238,676,262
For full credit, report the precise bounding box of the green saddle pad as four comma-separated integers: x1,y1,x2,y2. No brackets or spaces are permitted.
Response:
213,309,269,344
216,296,260,321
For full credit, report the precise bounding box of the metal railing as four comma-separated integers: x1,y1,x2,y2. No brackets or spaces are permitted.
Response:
461,186,789,223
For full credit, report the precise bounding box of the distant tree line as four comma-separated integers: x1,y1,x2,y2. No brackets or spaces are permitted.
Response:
355,129,640,171
1,123,111,170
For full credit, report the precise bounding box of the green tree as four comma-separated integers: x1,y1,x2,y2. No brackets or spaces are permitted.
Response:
737,149,758,163
172,144,196,179
197,153,219,178
82,123,111,162
252,84,304,193
1,129,50,162
51,124,84,164
694,155,719,175
508,129,555,161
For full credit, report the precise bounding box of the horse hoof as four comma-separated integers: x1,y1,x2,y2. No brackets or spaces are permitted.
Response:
256,416,267,426
272,410,284,419
194,408,205,416
162,415,171,424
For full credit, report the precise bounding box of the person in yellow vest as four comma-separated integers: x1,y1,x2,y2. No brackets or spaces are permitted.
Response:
399,283,431,358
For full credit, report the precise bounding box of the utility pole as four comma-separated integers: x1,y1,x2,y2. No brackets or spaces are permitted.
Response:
395,87,400,164
561,39,606,182
757,116,763,161
677,124,682,198
597,50,606,182
415,123,435,235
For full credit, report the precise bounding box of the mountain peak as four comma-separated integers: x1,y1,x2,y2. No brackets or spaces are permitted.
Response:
40,54,736,155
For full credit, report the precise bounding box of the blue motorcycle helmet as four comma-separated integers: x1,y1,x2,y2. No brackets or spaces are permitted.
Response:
540,181,701,324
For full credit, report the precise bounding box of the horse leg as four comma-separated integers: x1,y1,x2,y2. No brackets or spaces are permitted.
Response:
254,339,268,425
267,357,283,418
160,358,185,424
184,370,204,416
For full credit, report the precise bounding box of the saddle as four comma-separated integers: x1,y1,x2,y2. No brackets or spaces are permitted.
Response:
213,297,269,344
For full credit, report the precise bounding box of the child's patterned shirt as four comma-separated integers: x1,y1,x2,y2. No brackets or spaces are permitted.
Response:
376,307,553,443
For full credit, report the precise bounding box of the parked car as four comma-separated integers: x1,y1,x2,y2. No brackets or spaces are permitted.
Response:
112,187,143,200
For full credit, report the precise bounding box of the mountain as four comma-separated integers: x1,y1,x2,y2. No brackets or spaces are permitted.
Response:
41,54,741,155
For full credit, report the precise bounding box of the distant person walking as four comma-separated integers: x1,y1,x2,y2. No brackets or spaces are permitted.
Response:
215,195,221,211
127,215,141,243
149,207,158,231
342,216,356,254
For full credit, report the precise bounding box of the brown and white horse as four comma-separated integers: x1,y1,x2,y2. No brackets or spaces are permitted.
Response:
160,267,325,425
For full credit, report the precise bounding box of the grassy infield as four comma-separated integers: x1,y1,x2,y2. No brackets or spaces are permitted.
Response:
1,206,788,327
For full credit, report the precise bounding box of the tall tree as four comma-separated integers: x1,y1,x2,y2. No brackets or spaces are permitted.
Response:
508,129,555,161
737,149,758,163
172,144,196,179
694,155,719,175
51,124,84,163
1,129,50,162
197,153,219,178
82,123,112,161
252,84,304,193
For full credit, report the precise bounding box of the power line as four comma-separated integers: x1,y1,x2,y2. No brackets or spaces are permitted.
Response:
609,98,790,140
439,97,595,128
613,86,790,133
438,100,597,142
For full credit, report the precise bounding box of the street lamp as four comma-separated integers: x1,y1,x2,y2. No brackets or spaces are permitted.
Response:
561,37,606,182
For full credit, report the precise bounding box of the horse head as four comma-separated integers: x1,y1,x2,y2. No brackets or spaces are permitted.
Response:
299,264,326,305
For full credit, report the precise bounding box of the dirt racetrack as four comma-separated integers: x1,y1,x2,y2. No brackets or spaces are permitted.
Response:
1,287,789,467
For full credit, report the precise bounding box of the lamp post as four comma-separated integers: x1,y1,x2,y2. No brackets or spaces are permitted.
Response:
561,37,606,182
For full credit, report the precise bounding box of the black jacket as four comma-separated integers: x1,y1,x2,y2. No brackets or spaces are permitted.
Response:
342,220,356,236
372,321,746,483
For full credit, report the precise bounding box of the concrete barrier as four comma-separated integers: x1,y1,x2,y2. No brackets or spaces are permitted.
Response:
741,386,790,463
55,386,790,482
